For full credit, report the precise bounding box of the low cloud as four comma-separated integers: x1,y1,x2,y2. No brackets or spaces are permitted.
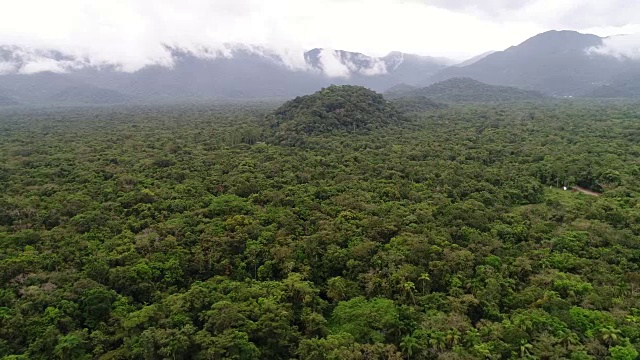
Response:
360,61,388,76
0,46,86,74
0,0,307,72
0,0,638,74
0,61,17,74
19,58,69,74
315,49,391,78
589,34,640,60
318,49,351,78
0,0,546,73
342,52,388,76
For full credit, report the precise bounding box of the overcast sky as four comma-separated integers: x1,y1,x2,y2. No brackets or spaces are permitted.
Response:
1,0,639,71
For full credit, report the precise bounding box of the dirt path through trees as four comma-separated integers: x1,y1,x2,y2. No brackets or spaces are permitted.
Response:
573,186,601,196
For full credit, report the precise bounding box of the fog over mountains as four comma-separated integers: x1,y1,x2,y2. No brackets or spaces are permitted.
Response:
1,30,639,105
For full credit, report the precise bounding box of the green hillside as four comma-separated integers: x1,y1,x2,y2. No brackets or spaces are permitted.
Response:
268,85,405,144
384,83,419,99
401,77,546,103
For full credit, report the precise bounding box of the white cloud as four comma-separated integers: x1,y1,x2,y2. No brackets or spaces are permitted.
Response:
19,58,69,74
314,49,390,78
0,0,637,73
0,62,16,74
318,50,351,78
589,34,640,60
360,60,388,76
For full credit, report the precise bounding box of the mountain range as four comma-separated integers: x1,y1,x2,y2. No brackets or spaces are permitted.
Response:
0,30,639,105
432,30,640,96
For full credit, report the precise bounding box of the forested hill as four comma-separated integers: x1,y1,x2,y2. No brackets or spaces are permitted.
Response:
268,85,405,139
388,77,547,102
384,83,419,98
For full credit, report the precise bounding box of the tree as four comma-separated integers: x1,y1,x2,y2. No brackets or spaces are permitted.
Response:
609,344,639,360
329,297,400,344
419,273,431,295
599,326,621,346
403,281,417,305
400,335,420,359
54,331,90,360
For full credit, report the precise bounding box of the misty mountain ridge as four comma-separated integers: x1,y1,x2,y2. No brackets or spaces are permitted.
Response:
1,44,449,80
1,30,640,104
431,30,640,96
388,77,547,103
0,44,455,104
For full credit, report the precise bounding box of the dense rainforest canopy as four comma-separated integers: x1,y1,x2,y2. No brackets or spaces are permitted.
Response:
0,99,640,359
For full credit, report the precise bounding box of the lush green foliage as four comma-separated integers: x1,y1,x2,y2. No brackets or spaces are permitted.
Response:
268,85,405,141
1,101,640,359
391,78,547,103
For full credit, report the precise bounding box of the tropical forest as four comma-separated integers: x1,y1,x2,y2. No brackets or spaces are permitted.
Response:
1,85,640,360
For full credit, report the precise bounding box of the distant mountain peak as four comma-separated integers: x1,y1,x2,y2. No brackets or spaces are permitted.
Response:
511,29,603,53
429,30,633,96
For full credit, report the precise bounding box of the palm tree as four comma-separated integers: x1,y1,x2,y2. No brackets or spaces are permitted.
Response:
472,343,492,359
446,329,462,347
519,340,533,357
625,315,640,324
400,335,420,359
419,273,431,295
403,281,417,305
464,328,481,347
599,326,621,346
558,331,580,350
429,332,448,353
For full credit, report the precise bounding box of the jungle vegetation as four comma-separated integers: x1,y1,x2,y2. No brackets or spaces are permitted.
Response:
0,99,640,359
